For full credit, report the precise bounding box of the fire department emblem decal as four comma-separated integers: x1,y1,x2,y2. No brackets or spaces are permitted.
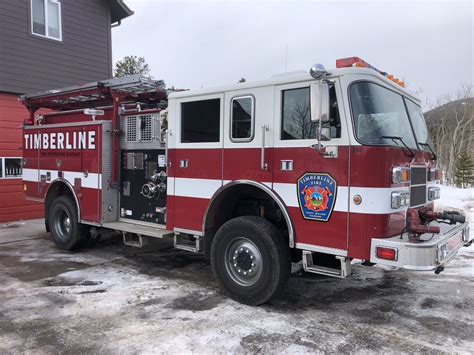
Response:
297,173,337,222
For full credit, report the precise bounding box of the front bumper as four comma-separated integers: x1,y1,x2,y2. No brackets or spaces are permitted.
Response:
370,221,471,271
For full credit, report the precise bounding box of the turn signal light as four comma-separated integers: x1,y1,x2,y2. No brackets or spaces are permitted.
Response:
23,184,27,192
392,167,410,184
429,168,442,181
376,247,398,261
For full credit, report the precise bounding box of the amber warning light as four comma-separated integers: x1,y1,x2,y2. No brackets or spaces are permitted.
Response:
336,57,406,88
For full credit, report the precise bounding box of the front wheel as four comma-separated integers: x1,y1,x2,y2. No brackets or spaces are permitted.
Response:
49,196,87,250
210,216,291,305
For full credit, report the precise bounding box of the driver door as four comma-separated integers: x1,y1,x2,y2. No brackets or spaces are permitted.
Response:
272,80,350,252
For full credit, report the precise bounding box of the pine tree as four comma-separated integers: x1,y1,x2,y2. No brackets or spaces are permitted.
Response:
454,151,473,188
114,56,152,78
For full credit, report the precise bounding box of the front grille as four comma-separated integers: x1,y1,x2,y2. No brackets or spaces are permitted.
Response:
410,185,426,207
411,167,427,185
410,166,427,206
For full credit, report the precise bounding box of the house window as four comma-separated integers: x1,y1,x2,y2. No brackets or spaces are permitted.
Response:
231,96,254,142
0,158,22,179
31,0,62,41
281,87,316,140
181,99,220,143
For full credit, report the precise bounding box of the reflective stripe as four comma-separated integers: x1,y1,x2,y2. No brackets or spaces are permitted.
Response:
167,177,410,215
22,168,101,189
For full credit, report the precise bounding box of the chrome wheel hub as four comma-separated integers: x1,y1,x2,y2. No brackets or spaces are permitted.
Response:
225,237,263,286
55,209,71,240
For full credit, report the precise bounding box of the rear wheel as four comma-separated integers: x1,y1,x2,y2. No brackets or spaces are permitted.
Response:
211,216,291,305
49,196,87,250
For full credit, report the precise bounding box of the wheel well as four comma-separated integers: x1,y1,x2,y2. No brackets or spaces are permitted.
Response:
203,182,293,259
44,181,79,231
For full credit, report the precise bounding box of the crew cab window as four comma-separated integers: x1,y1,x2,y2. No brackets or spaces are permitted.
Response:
231,96,254,141
181,99,220,143
31,0,62,41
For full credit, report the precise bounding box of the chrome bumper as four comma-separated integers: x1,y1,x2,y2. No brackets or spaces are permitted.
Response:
370,221,471,271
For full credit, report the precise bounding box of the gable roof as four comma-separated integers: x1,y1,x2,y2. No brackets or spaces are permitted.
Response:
108,0,134,23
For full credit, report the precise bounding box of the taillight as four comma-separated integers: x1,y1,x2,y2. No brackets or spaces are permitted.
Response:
376,247,398,261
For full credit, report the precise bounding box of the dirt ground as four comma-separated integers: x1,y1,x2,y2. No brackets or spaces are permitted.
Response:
0,219,473,354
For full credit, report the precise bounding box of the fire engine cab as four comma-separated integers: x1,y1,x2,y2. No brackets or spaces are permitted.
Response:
21,57,471,305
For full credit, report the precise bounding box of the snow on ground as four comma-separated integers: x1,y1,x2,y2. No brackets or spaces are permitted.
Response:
0,187,473,353
437,185,474,259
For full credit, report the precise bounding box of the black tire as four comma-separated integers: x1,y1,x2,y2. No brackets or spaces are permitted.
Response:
48,196,87,251
210,216,291,305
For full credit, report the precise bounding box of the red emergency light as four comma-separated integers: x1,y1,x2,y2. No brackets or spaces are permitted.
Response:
336,57,406,88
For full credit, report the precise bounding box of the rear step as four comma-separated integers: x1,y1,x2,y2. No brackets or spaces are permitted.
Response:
174,233,202,253
302,251,351,278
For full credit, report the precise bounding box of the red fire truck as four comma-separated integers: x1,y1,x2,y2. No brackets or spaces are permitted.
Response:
21,57,471,305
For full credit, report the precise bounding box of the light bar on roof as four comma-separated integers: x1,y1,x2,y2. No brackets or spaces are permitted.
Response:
336,56,406,88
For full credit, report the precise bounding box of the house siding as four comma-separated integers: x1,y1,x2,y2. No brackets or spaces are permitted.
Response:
0,0,113,94
0,0,128,222
0,92,43,223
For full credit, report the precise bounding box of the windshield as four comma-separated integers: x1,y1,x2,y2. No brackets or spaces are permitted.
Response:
350,82,417,149
405,98,433,150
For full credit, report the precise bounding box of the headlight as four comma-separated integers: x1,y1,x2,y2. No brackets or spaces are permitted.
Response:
427,186,441,201
391,191,410,209
392,167,410,184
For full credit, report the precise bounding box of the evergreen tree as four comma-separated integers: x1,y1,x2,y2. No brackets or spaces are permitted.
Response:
454,151,473,188
114,56,152,78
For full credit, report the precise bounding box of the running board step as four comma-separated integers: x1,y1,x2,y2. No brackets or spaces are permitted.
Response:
174,233,202,253
122,232,149,248
102,221,173,239
302,251,351,278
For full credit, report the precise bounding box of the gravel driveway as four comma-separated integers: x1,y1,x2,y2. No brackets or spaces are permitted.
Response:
0,219,473,353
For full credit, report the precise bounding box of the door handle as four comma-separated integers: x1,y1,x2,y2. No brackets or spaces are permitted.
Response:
261,124,269,170
179,159,188,168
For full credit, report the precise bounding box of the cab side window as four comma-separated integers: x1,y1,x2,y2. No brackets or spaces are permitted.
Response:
281,87,315,140
231,96,254,141
329,85,341,138
280,85,341,140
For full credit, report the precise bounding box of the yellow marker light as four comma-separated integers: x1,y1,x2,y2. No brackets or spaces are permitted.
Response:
353,194,362,205
387,74,394,80
23,184,27,192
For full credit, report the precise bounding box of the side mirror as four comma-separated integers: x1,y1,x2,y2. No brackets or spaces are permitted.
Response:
310,81,330,123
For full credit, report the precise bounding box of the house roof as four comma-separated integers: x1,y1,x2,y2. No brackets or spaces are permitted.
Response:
108,0,134,23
